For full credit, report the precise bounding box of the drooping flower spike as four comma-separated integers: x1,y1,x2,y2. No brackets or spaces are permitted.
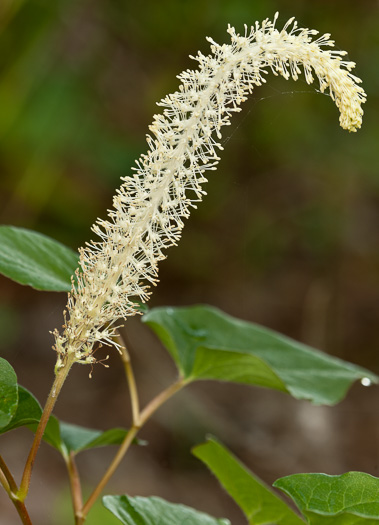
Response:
53,14,366,369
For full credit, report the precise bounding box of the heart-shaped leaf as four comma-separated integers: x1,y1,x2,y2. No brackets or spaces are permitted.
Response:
0,358,18,428
0,225,78,291
103,495,230,525
274,472,379,524
193,437,304,525
143,305,377,405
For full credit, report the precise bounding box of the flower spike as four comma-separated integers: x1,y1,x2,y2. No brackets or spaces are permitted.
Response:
53,15,366,368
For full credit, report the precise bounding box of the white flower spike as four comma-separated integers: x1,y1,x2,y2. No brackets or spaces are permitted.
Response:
53,14,366,369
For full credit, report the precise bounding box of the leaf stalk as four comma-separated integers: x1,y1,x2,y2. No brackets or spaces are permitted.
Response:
79,376,187,520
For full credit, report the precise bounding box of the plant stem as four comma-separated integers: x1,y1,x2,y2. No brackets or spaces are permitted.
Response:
80,376,187,520
0,456,32,525
0,454,17,494
10,497,33,525
0,464,10,494
65,452,83,525
117,333,140,425
80,425,138,521
139,377,187,425
71,333,140,525
18,353,75,501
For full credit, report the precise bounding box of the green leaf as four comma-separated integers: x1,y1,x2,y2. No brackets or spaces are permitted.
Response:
0,380,141,456
0,388,64,448
0,385,139,456
0,225,78,291
0,386,42,433
0,358,18,428
35,418,135,457
142,305,377,405
274,472,379,524
0,383,138,456
78,427,146,450
102,495,230,525
56,422,131,455
193,437,304,525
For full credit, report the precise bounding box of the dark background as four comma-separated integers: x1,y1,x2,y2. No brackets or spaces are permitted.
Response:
0,1,378,523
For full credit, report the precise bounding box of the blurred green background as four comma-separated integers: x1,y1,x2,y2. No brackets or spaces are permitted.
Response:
0,0,378,524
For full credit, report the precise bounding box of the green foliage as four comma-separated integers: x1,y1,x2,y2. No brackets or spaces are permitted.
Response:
194,440,379,525
0,385,41,432
274,472,379,524
41,419,132,457
0,384,136,457
143,305,377,405
41,416,142,457
193,437,304,525
102,495,230,525
0,357,18,428
0,226,78,291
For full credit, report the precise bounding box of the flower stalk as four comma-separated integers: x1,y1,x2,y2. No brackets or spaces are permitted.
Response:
18,353,76,501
